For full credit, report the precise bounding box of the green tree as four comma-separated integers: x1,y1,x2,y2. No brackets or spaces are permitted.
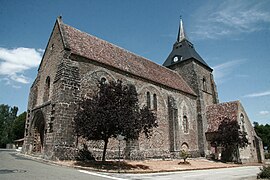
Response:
12,112,26,140
0,104,18,147
254,122,270,150
212,118,249,162
74,80,157,162
179,149,191,164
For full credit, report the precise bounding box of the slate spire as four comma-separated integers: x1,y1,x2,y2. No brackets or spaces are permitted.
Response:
177,17,187,42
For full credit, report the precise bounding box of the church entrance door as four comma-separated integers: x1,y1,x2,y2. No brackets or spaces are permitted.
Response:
31,110,45,153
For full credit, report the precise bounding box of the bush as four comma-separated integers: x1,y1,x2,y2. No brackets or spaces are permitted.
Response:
76,144,95,161
178,150,191,164
257,166,270,179
265,153,270,159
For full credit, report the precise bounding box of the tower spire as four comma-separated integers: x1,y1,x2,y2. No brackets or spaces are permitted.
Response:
177,17,187,42
164,17,210,68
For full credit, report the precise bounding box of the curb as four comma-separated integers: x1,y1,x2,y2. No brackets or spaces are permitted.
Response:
16,152,261,174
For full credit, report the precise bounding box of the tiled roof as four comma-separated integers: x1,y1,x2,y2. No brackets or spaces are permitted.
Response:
206,101,239,132
58,19,196,96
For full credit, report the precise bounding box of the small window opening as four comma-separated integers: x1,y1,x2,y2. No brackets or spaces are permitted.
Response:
48,121,53,133
50,43,55,50
181,142,189,151
43,76,50,102
240,114,245,132
46,76,50,88
153,94,157,111
202,77,207,91
147,92,151,109
100,77,107,84
183,115,189,133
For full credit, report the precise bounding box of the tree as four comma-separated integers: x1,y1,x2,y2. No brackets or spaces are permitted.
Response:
254,122,270,150
179,149,191,164
0,104,18,147
74,80,157,162
212,118,249,162
12,112,26,140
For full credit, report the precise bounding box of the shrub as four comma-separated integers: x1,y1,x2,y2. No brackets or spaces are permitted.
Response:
257,166,270,179
178,150,191,164
76,144,95,161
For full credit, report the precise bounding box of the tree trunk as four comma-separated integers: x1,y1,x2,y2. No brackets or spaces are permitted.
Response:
102,138,109,162
221,146,234,162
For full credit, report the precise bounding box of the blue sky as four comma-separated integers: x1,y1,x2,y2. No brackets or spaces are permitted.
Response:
0,0,269,125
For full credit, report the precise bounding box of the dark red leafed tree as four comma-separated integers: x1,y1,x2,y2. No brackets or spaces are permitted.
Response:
212,118,249,162
74,80,157,162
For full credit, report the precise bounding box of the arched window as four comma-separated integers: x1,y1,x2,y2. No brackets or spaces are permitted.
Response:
146,91,151,109
183,115,189,133
181,142,189,151
32,86,38,107
43,76,50,102
153,93,157,111
202,77,207,91
240,113,245,132
100,77,106,84
46,76,50,88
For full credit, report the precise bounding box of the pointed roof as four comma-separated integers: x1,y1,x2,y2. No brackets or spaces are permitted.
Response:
55,17,196,96
177,18,187,42
163,18,211,70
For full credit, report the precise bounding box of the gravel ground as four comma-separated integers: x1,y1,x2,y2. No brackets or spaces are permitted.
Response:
55,158,242,173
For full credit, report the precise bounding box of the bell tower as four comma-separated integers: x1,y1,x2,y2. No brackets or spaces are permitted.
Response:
163,18,219,156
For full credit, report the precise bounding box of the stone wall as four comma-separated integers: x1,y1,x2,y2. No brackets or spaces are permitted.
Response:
168,59,219,156
71,54,199,160
238,103,264,163
23,22,79,160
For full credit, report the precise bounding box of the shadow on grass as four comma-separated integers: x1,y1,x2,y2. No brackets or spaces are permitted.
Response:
75,160,150,171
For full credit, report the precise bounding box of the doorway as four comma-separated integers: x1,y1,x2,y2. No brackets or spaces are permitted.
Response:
31,110,45,153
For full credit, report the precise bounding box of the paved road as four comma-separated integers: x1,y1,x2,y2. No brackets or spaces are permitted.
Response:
0,149,261,180
0,149,118,180
111,166,261,180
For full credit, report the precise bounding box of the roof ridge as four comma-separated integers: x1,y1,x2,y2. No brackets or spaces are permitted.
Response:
57,16,70,50
207,100,240,107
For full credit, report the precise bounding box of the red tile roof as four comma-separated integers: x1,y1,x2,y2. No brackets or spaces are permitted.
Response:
58,19,196,96
206,101,239,132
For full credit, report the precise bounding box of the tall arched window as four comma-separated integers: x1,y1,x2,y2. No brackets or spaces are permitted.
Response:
183,115,189,133
146,92,151,109
202,77,207,91
153,93,157,111
240,113,245,132
32,86,38,107
43,76,50,102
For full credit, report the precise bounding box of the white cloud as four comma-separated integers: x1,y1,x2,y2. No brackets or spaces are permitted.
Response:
0,47,43,84
192,0,270,39
10,74,30,84
213,60,244,84
244,90,270,98
259,110,269,116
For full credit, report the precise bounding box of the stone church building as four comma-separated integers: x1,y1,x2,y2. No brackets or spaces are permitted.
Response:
22,17,264,163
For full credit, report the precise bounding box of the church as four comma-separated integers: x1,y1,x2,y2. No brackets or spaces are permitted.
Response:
22,16,264,163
